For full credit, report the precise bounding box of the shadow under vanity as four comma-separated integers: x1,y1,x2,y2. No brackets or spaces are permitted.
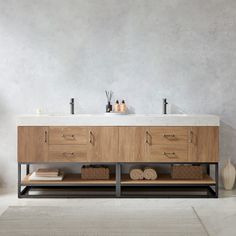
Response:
17,114,219,198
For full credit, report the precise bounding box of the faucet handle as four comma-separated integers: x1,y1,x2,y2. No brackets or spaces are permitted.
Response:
163,98,168,114
70,98,74,105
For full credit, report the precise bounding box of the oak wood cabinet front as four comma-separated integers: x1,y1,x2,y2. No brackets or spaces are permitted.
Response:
18,126,219,163
145,127,188,162
18,126,48,162
188,127,219,162
88,127,119,162
118,127,146,162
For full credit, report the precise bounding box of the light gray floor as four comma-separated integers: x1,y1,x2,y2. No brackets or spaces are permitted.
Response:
0,188,236,236
0,206,207,236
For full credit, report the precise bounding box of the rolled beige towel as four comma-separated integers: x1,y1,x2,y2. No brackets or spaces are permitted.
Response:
143,167,157,180
130,168,144,180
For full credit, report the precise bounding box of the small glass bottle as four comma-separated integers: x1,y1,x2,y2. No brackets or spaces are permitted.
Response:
120,100,127,113
106,102,112,113
114,100,120,112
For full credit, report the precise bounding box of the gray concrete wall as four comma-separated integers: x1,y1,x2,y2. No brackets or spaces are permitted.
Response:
0,0,235,187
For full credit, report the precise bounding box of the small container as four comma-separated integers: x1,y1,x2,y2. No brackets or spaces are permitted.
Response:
114,100,120,112
106,102,112,113
36,108,42,115
120,100,127,113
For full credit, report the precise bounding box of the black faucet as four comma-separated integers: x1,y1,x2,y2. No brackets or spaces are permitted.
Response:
70,98,74,114
163,98,168,114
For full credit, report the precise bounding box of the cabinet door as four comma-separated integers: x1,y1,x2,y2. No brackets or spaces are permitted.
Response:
18,127,48,162
118,127,146,162
188,127,219,162
88,127,118,162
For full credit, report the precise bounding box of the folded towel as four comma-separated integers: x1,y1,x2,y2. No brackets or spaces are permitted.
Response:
35,168,59,177
29,171,64,181
143,167,157,180
130,168,144,180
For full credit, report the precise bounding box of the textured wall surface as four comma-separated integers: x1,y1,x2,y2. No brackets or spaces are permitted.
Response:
0,0,236,188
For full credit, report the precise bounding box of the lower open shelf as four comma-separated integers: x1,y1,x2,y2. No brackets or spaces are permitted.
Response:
22,174,116,186
18,163,218,198
22,173,215,186
121,174,215,185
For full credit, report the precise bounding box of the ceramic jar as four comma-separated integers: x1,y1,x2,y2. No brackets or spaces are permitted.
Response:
221,159,236,190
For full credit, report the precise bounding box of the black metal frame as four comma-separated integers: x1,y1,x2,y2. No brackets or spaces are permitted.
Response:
18,162,219,198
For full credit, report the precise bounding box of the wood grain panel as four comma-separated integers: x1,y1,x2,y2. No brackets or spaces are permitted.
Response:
145,144,188,162
18,126,48,162
118,127,146,162
121,174,215,185
88,127,119,162
49,145,88,162
149,127,188,135
22,174,116,185
49,127,88,145
188,126,219,162
148,127,188,145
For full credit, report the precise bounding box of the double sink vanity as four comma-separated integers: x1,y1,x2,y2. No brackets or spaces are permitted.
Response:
17,114,219,198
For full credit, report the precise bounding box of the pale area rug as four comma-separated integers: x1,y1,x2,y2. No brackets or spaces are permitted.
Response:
0,206,208,236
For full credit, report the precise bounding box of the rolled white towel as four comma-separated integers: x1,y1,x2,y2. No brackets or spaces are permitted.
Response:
143,167,157,180
130,168,144,180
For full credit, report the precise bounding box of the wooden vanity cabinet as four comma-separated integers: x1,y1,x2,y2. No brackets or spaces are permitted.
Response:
118,126,218,162
18,126,218,163
88,127,119,162
18,126,48,162
144,127,188,162
118,127,146,162
118,127,189,162
48,127,89,162
50,126,119,162
188,126,219,162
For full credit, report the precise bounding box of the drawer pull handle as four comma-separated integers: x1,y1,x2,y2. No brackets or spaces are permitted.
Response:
62,134,75,140
145,131,151,145
189,131,193,143
163,152,177,158
163,134,176,140
145,131,149,144
89,131,94,144
63,152,75,157
44,131,48,143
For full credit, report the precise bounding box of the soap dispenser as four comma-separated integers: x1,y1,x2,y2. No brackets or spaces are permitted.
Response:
114,100,120,112
120,100,127,113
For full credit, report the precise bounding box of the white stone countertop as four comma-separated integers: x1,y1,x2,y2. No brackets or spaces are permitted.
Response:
17,114,220,126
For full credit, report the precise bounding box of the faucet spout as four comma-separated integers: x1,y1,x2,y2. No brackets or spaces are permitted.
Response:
163,98,168,114
70,98,74,115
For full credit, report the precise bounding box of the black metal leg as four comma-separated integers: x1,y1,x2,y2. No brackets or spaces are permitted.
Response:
206,164,210,175
116,163,121,197
215,163,219,198
26,164,30,175
18,163,22,198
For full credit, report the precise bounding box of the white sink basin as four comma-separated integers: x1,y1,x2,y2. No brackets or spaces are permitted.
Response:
17,114,220,126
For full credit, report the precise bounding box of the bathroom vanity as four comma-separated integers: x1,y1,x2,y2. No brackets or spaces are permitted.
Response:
17,114,219,198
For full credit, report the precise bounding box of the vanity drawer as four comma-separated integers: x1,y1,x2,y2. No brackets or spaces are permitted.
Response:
147,127,189,145
48,145,88,162
49,127,88,145
146,144,188,162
